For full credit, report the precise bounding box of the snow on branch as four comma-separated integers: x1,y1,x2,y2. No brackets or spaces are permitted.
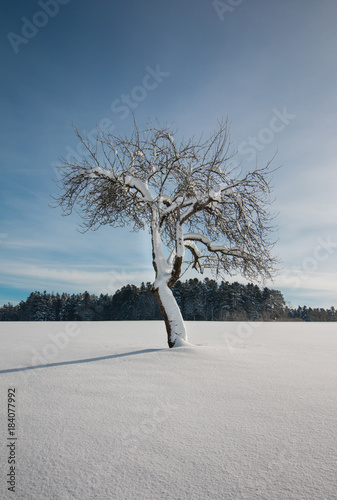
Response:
124,174,153,202
53,118,278,279
184,233,246,257
52,118,279,346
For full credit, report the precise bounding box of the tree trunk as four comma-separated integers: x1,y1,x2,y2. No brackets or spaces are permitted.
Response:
152,283,187,348
151,211,187,347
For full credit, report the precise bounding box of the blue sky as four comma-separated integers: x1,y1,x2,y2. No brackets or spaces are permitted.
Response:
1,0,337,308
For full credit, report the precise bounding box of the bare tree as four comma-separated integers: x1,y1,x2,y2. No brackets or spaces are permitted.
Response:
53,120,277,347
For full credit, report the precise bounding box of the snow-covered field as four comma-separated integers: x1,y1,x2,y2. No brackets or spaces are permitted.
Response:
0,321,336,500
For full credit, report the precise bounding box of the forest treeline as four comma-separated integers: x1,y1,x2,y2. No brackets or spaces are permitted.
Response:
0,278,336,322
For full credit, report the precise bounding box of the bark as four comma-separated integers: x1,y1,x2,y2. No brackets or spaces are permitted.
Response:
167,255,183,288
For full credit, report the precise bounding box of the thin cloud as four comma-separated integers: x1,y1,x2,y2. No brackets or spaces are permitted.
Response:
0,260,153,297
1,239,55,249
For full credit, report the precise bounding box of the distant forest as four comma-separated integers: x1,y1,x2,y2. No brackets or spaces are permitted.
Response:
0,279,336,322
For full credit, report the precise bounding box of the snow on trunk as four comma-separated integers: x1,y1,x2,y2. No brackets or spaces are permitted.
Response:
152,283,187,348
151,206,188,348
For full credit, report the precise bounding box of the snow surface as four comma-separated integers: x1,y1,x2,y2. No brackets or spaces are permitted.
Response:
1,321,337,500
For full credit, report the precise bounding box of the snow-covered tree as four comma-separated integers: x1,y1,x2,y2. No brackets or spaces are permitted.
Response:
53,120,277,347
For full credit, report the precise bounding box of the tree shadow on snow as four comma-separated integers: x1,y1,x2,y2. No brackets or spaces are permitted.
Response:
0,349,165,375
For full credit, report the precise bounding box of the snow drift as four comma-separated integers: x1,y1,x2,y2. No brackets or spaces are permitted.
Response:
0,321,336,499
